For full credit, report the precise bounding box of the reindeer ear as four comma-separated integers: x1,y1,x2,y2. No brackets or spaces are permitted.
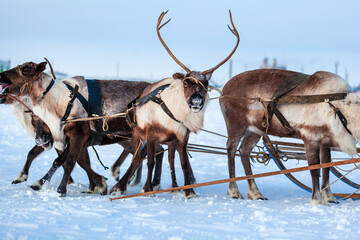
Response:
173,73,185,80
203,72,212,81
37,62,47,73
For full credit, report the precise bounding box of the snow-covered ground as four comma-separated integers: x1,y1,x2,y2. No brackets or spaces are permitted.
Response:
1,93,360,240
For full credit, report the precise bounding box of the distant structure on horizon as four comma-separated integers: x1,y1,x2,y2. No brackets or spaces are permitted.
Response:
0,59,11,72
260,57,286,70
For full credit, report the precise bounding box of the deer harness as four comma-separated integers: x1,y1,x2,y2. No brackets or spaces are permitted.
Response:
262,72,352,135
126,84,181,128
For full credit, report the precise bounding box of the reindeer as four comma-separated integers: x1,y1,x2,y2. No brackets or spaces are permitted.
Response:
0,63,166,196
219,68,358,204
110,10,240,198
0,71,147,189
0,85,77,184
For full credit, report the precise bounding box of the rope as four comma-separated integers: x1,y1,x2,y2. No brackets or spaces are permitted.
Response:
91,146,109,170
109,157,360,201
200,128,228,138
7,95,33,113
64,112,127,123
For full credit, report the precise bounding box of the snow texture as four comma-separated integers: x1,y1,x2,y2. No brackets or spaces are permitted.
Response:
1,93,360,239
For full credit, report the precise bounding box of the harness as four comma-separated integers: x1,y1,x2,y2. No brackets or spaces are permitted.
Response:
126,84,181,128
261,72,351,135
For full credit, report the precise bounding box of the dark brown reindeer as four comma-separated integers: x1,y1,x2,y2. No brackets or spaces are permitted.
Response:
0,63,166,196
110,10,240,197
220,68,358,204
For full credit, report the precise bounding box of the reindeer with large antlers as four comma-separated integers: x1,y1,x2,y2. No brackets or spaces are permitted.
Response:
110,10,239,197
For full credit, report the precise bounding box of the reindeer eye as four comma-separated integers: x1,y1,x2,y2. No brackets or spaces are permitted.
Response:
22,66,30,74
183,79,191,87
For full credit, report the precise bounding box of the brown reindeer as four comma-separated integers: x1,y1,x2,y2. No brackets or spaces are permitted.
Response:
0,63,165,196
110,10,240,197
219,68,358,204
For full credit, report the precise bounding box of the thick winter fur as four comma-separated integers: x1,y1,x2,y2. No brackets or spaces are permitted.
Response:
110,76,209,197
220,68,354,204
136,78,208,140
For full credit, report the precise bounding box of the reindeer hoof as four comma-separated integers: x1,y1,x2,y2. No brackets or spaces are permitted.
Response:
109,186,126,196
130,180,141,187
310,198,327,205
184,189,196,199
247,191,267,200
111,166,120,182
12,172,28,184
30,181,43,191
153,184,161,191
82,187,98,194
59,193,66,198
67,176,75,185
227,188,244,199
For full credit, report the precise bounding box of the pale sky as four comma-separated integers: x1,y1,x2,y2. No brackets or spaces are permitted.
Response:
1,0,359,86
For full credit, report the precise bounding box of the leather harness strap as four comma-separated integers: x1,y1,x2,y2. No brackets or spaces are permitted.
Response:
61,85,79,123
261,72,351,135
64,83,89,113
126,84,181,128
262,73,309,133
38,78,55,103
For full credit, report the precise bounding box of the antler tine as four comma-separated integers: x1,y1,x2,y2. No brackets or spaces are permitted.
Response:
156,11,191,73
202,10,240,75
44,57,57,80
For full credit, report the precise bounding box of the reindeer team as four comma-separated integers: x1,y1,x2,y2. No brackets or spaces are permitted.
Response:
0,10,356,205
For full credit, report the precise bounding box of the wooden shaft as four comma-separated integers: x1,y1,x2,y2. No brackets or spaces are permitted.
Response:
109,157,360,201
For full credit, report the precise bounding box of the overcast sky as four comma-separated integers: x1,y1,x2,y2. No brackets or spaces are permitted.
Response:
1,0,359,86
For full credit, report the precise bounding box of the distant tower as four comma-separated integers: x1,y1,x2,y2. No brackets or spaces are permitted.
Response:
271,58,277,68
116,62,119,78
335,61,339,75
261,57,269,68
345,68,349,81
229,59,233,79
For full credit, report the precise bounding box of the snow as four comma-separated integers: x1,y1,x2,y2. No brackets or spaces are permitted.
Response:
1,93,360,239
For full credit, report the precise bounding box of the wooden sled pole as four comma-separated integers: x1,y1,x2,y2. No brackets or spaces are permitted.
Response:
110,157,360,201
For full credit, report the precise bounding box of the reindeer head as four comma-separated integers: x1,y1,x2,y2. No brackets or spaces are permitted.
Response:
32,114,53,150
157,10,239,112
0,62,47,103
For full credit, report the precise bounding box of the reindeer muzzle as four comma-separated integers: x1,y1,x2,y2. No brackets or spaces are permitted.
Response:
189,92,204,112
0,83,9,103
35,135,53,150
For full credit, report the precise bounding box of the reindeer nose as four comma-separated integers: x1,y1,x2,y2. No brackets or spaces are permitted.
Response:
192,97,201,106
191,92,203,106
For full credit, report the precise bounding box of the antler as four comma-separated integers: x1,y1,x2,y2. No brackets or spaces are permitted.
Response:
44,57,57,79
202,10,240,75
157,11,191,74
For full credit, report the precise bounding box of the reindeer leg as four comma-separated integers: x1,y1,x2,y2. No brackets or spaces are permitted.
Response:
226,128,245,199
57,135,87,197
130,163,142,187
13,145,44,184
30,148,69,191
168,141,178,189
56,148,75,185
111,149,130,181
152,144,164,190
142,139,156,193
240,131,266,200
178,135,196,199
77,148,107,195
80,149,98,194
110,138,143,195
305,142,325,205
320,146,338,204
